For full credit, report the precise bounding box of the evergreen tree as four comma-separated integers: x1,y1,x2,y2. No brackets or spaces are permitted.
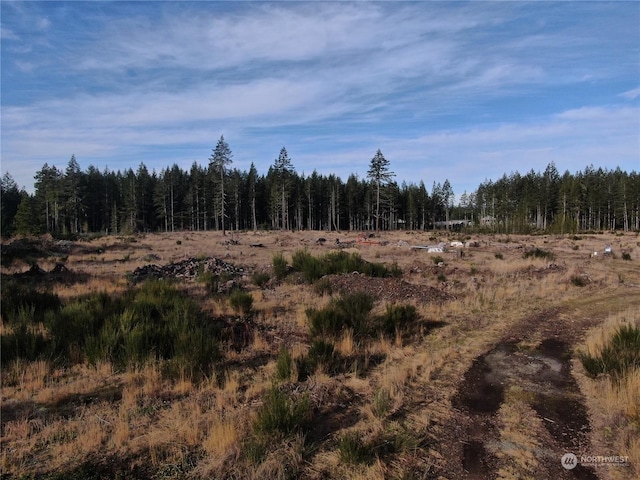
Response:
367,149,394,231
209,135,233,235
13,192,39,236
1,173,22,237
273,147,294,230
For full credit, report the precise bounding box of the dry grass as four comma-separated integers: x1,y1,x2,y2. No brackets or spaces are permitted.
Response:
2,231,639,479
575,307,640,480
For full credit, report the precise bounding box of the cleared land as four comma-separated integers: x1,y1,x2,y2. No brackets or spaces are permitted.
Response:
1,230,639,479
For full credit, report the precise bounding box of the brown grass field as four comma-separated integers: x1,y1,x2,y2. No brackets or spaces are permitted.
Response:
1,230,639,479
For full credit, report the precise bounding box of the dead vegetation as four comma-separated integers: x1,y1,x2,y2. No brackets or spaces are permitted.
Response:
1,230,639,479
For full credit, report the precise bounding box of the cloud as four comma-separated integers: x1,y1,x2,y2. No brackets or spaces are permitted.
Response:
1,27,20,40
2,2,638,195
620,87,640,100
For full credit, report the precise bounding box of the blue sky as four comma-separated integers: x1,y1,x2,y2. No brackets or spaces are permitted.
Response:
2,1,639,199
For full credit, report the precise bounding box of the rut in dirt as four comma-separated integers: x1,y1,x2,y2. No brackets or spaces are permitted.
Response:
452,335,597,479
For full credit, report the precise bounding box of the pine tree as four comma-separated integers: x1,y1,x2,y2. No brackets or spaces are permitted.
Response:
273,147,294,230
1,173,22,237
367,149,394,231
209,135,233,235
13,192,39,236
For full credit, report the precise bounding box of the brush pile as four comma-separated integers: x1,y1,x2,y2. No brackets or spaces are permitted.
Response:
131,257,243,283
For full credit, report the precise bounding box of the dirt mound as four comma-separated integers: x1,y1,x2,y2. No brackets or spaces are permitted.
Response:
323,274,454,304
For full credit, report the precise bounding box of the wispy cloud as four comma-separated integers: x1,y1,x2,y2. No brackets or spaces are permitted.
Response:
1,1,638,194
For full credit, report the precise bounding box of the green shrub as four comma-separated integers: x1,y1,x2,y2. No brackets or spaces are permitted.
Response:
284,249,398,283
494,253,504,260
379,304,418,336
198,271,220,294
307,292,375,338
437,273,447,282
229,290,253,315
622,252,632,261
0,307,49,363
296,339,338,380
432,255,444,265
272,252,289,280
252,271,271,288
579,324,640,379
313,277,333,296
306,306,344,339
337,432,374,465
292,249,323,282
21,280,223,377
0,279,61,323
253,386,312,438
523,248,555,261
276,346,293,381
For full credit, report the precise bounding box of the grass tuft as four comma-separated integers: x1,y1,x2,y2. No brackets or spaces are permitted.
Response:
579,324,640,379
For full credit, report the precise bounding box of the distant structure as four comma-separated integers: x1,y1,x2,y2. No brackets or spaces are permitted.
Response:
433,220,472,231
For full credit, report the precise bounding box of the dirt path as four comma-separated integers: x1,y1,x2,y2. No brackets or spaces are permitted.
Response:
442,289,640,479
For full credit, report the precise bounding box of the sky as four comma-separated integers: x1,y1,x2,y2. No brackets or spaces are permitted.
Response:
1,1,639,200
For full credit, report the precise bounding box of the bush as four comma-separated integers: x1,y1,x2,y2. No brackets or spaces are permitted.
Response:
252,271,271,288
198,271,220,294
494,253,504,260
272,252,289,280
292,249,323,282
579,324,640,379
283,249,399,283
307,292,375,339
7,280,224,377
276,346,293,381
0,307,49,363
523,248,555,261
432,255,444,265
379,304,418,336
229,290,253,315
622,252,632,261
296,339,338,380
253,386,312,438
313,277,333,296
337,432,374,465
0,279,61,323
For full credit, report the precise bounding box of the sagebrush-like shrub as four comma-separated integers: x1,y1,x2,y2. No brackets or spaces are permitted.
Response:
579,324,640,379
379,304,418,336
252,271,271,288
272,252,289,280
307,292,375,339
523,247,555,261
276,346,293,381
253,386,312,438
229,290,253,315
337,432,374,465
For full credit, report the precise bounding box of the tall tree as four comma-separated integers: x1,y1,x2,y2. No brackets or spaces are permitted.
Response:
1,173,22,237
64,155,84,234
273,147,294,230
367,149,394,231
209,135,233,235
13,192,39,236
248,163,258,231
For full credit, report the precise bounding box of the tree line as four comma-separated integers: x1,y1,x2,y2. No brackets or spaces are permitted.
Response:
1,138,638,237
